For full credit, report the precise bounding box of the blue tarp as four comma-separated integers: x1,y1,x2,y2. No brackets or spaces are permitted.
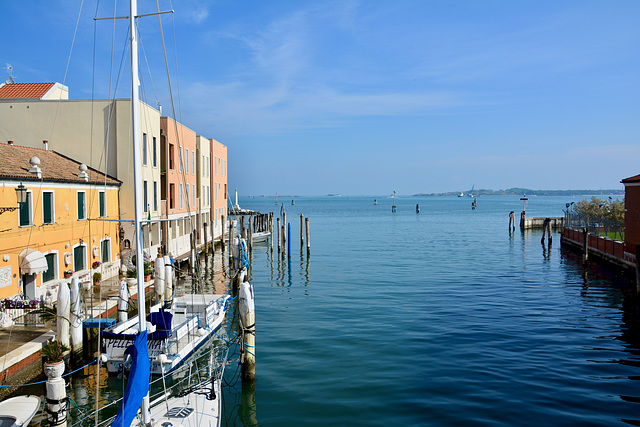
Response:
110,330,150,427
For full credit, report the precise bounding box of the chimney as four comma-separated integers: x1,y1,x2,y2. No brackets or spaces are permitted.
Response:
43,140,49,151
7,141,14,146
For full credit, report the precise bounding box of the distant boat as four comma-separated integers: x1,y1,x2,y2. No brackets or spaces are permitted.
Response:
327,194,341,197
468,185,475,198
458,192,464,197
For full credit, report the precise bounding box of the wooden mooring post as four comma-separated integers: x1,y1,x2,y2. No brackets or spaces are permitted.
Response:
636,245,640,294
305,217,310,252
276,217,281,252
239,280,256,382
508,211,515,231
300,214,304,247
582,227,589,261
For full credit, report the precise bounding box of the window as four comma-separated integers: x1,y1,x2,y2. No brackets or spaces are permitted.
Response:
192,184,195,207
43,191,53,224
99,191,106,217
73,245,86,272
170,183,175,209
154,181,158,211
202,155,205,176
185,149,189,174
143,133,148,165
153,136,157,167
214,157,217,175
180,183,183,209
101,239,111,263
43,253,56,282
19,191,32,226
77,191,86,220
169,144,175,169
215,185,218,201
143,181,148,212
192,151,195,175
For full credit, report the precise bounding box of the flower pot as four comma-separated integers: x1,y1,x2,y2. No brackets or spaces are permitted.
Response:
126,278,137,285
144,274,151,282
44,360,65,379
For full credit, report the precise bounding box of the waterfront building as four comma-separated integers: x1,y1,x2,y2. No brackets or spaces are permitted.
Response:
160,117,198,260
0,142,121,300
622,173,640,260
196,135,211,248
211,138,228,240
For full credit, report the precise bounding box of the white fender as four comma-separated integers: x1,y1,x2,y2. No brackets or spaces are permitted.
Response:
154,256,165,304
69,277,83,353
163,255,173,304
57,281,70,348
118,280,130,323
239,281,255,327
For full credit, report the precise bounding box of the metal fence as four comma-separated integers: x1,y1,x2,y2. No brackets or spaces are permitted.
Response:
564,210,625,241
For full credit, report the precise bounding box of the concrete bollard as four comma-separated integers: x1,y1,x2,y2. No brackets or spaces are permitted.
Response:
45,360,67,427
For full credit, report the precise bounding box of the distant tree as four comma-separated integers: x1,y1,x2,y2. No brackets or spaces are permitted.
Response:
573,197,624,235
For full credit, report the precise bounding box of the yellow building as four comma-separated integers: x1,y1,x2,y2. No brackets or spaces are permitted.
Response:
0,142,121,301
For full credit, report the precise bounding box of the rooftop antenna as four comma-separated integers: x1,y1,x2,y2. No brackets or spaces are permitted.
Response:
4,64,16,84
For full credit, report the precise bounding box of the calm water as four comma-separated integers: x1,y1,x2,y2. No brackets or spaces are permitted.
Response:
223,195,640,427
23,195,640,426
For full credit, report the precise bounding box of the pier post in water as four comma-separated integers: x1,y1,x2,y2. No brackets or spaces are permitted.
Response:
239,280,256,382
287,222,291,258
300,214,304,247
582,227,589,261
276,217,281,252
636,245,640,294
305,217,310,252
509,211,515,231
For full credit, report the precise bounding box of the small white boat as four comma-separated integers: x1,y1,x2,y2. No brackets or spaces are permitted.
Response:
0,395,40,427
252,230,270,242
102,294,230,375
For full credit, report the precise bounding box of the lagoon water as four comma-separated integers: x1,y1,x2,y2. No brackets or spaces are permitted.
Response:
222,195,639,427
28,195,639,426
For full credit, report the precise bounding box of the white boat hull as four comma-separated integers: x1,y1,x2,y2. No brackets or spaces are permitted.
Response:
102,294,230,375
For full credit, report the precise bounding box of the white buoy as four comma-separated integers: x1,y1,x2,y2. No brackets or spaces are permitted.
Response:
239,280,255,382
163,255,173,306
154,252,165,304
57,282,70,349
69,277,83,355
118,280,130,323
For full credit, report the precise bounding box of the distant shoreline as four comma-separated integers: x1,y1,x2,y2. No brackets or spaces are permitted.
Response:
414,188,624,197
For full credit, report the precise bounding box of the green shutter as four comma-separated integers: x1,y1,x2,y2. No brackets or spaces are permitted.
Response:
43,254,55,282
19,193,30,226
101,240,110,263
43,192,52,224
99,192,105,217
77,192,85,219
74,245,85,271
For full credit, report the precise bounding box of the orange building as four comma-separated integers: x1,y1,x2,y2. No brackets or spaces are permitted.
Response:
160,117,198,258
0,142,121,300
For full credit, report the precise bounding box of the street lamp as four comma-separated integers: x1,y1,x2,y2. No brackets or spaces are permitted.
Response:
0,183,27,215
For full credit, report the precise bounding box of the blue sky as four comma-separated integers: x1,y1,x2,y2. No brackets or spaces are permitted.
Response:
2,1,639,196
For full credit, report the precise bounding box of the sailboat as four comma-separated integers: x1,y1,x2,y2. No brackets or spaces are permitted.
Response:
105,2,230,426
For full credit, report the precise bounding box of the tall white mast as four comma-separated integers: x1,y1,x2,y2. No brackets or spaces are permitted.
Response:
129,0,151,422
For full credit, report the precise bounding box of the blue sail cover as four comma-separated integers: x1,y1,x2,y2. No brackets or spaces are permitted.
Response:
110,330,150,427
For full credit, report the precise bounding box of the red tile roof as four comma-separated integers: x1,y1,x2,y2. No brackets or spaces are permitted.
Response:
0,143,120,186
0,83,55,99
622,174,640,184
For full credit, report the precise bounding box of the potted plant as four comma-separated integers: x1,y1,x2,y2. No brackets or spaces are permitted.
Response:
92,261,101,269
63,270,73,278
42,339,68,379
144,261,154,282
93,272,101,286
126,268,137,285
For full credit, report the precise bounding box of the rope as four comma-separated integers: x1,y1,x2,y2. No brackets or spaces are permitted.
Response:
0,357,99,387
